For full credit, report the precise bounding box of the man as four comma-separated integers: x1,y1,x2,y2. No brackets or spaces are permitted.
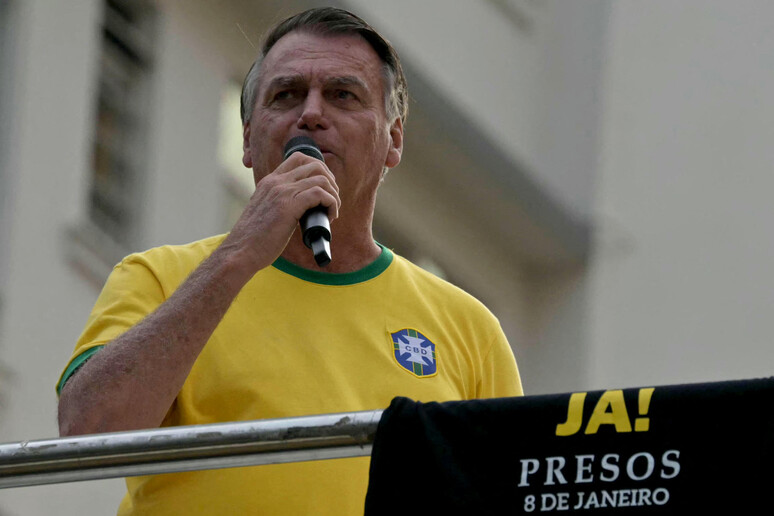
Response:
57,7,522,515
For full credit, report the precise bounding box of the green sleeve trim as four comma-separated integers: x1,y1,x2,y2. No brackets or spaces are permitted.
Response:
271,242,393,285
57,346,104,395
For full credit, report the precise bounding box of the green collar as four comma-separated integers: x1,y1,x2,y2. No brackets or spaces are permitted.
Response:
272,243,393,285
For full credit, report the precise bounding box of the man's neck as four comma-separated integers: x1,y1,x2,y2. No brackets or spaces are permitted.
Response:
280,226,382,274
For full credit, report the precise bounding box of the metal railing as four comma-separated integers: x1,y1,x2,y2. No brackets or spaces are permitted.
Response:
0,410,382,489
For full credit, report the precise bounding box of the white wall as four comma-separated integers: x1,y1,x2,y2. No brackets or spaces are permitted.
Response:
589,0,774,389
140,1,232,248
345,0,605,223
0,0,101,441
0,0,16,293
0,1,129,514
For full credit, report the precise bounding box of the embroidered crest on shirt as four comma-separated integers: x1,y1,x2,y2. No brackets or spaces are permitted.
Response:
391,329,437,378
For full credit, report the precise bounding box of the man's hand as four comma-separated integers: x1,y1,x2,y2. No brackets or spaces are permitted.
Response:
220,152,341,275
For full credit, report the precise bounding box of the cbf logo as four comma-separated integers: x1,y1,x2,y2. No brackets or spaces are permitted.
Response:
391,329,437,378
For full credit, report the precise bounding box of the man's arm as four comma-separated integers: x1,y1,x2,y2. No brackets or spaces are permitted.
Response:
58,154,340,435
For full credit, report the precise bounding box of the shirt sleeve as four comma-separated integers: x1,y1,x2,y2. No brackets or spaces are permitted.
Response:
476,325,524,399
56,255,166,395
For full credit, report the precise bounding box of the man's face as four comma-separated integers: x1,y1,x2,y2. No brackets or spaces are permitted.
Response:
242,31,403,214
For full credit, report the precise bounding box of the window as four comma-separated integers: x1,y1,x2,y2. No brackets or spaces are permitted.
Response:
67,0,157,285
88,0,156,245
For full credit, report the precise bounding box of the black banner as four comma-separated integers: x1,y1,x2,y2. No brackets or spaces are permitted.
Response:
364,378,774,515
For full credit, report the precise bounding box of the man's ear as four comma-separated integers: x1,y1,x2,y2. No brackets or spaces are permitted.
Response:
242,121,253,168
384,117,403,169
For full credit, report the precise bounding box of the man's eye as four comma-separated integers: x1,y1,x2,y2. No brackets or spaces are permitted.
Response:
334,90,356,101
271,89,304,104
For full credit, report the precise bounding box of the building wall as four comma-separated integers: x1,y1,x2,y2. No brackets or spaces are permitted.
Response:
0,1,130,513
589,0,774,389
0,0,15,293
346,0,606,223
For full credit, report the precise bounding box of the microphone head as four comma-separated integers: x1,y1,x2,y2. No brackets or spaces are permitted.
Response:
283,136,323,162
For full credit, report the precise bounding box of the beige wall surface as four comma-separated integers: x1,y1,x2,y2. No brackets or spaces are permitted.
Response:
346,0,606,223
589,0,774,389
0,2,130,514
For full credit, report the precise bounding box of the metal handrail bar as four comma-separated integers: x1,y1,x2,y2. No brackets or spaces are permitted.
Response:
0,409,383,489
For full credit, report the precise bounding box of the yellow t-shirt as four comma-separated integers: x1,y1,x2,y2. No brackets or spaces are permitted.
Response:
58,235,522,515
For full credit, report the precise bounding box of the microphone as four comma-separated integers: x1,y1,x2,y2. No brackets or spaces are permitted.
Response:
282,136,332,267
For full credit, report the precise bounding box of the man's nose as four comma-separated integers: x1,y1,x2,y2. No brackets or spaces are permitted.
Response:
297,92,328,130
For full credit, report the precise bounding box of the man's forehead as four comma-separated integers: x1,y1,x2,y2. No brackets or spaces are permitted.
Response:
259,31,382,84
263,73,370,93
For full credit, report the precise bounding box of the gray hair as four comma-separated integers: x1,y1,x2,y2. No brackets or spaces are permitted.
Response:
240,7,408,126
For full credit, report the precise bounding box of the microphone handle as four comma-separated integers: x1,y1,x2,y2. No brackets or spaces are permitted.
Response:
282,136,332,267
301,207,331,267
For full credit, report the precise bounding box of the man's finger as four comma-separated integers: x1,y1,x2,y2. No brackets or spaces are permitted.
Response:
289,176,341,218
274,153,338,191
